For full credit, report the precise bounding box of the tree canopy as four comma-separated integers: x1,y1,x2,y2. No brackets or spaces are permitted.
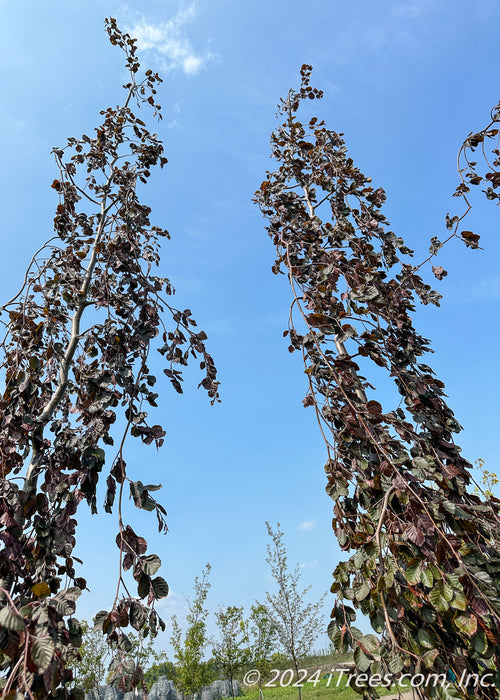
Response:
255,65,500,699
0,19,218,698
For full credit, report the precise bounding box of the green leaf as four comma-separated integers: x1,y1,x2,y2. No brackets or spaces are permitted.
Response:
0,606,25,631
29,356,41,371
454,614,477,636
421,567,433,588
443,500,456,515
117,632,133,653
353,580,370,601
141,483,162,492
370,612,385,633
141,554,162,576
405,562,422,585
82,446,105,470
472,630,488,655
446,573,461,589
31,636,55,672
350,626,363,640
93,610,108,631
354,646,371,672
388,654,403,674
130,601,147,631
327,620,338,643
360,634,379,654
429,586,449,613
451,591,467,611
440,583,454,602
353,550,366,569
428,564,441,580
417,629,434,649
151,576,169,599
474,570,493,587
421,606,436,623
68,618,82,648
422,649,439,668
412,456,432,471
332,628,343,649
370,660,382,676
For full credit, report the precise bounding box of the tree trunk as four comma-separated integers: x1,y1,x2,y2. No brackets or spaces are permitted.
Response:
292,656,301,700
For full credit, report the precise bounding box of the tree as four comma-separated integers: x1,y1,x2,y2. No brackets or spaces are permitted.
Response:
248,603,277,700
170,563,215,696
475,459,499,501
0,18,219,698
212,605,249,700
68,620,108,692
263,523,325,700
69,617,168,692
143,660,177,690
255,65,500,698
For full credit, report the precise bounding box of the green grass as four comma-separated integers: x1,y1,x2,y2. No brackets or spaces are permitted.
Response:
241,671,397,700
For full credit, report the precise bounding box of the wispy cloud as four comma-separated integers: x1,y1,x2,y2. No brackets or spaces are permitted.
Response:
299,519,316,531
0,110,46,154
299,560,318,569
394,0,444,19
156,589,188,619
126,4,215,76
323,0,461,69
444,273,500,305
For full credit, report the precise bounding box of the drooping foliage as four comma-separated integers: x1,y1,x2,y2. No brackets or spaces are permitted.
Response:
255,66,500,698
0,19,218,698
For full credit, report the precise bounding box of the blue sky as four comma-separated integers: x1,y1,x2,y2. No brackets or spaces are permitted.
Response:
0,0,499,657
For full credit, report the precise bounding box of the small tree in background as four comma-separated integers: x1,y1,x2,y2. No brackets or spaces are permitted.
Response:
475,459,500,500
248,603,277,699
212,605,249,700
144,659,178,690
263,523,325,700
69,618,167,691
256,66,500,698
0,17,219,698
69,620,108,692
171,564,215,696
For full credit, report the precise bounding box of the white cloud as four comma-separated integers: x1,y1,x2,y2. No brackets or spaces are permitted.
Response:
126,4,215,76
299,519,316,531
299,560,318,569
156,589,188,620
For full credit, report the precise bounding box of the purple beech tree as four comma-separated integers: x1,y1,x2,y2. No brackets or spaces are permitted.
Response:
255,66,500,699
0,19,218,698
